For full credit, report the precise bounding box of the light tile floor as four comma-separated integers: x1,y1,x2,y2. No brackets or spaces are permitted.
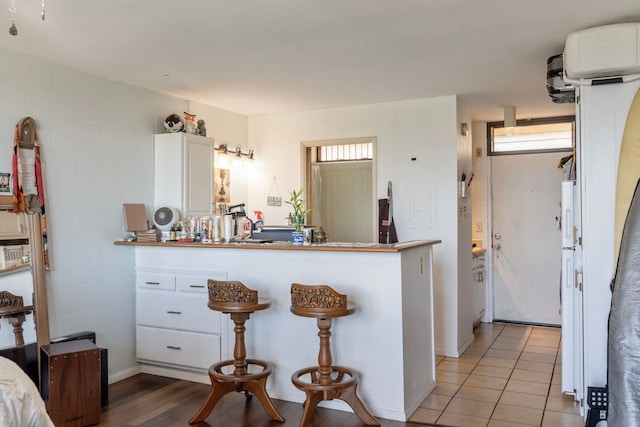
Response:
410,323,585,427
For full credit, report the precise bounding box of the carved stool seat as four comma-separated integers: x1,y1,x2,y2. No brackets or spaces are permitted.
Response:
189,280,284,424
290,283,379,427
0,290,33,346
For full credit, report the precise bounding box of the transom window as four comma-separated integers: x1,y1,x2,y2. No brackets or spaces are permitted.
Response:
488,116,575,156
317,142,373,162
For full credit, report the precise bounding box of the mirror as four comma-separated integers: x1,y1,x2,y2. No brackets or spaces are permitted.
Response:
0,208,33,348
0,195,49,384
302,137,377,243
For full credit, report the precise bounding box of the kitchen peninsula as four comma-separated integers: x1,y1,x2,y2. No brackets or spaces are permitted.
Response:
115,239,440,421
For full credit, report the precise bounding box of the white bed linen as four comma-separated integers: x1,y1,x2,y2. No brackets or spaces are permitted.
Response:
0,356,54,427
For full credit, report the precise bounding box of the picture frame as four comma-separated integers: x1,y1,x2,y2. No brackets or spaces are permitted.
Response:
0,173,10,193
214,168,230,203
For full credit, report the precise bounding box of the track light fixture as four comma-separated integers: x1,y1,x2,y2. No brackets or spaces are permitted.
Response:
215,141,254,160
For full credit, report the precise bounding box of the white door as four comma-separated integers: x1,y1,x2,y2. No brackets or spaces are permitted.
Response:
491,152,564,325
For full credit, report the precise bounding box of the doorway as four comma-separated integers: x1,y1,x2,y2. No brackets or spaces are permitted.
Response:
301,137,377,243
488,117,574,325
491,152,565,325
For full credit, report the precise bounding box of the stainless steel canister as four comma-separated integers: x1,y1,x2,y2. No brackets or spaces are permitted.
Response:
200,216,211,243
303,227,314,245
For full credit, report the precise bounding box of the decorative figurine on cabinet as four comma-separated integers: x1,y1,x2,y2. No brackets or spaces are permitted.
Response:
184,112,197,134
196,119,206,136
163,113,183,133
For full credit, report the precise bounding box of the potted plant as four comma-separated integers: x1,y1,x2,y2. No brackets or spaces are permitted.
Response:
286,188,309,245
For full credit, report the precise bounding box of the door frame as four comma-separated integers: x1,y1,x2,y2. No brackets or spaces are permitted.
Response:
485,158,495,323
485,116,575,325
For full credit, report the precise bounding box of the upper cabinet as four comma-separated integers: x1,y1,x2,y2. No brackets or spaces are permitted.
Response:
154,133,215,218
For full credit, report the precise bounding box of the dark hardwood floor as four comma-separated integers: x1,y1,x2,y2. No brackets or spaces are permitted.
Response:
96,374,435,427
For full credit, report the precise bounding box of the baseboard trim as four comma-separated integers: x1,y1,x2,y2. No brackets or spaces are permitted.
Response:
140,364,210,384
458,334,475,355
108,366,141,385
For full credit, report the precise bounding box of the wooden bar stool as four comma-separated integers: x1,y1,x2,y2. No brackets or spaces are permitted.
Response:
290,283,379,427
189,280,285,424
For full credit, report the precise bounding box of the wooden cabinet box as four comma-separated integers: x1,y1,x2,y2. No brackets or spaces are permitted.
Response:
41,340,101,427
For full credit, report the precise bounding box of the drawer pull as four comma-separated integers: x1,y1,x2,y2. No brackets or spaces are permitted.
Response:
166,310,182,314
145,281,160,285
166,345,181,350
189,285,205,288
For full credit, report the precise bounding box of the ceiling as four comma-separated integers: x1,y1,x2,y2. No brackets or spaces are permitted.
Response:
1,1,639,122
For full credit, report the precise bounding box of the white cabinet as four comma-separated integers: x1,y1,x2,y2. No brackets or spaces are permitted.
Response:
154,133,215,217
135,269,227,373
473,252,486,323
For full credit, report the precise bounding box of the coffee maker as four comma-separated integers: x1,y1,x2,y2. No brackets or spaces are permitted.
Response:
227,203,253,239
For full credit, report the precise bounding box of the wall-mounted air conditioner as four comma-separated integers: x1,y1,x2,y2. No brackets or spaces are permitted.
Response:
564,22,640,86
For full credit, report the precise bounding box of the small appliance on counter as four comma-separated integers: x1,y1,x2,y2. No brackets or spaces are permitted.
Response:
153,207,180,242
227,203,252,238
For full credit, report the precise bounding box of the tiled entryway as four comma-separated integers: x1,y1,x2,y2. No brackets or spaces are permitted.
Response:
410,323,584,427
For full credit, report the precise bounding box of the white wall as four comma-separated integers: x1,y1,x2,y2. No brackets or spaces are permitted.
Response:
247,96,471,356
456,103,474,353
471,123,491,322
0,47,248,379
471,123,489,248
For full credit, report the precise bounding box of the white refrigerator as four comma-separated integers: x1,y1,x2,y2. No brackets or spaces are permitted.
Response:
561,180,584,404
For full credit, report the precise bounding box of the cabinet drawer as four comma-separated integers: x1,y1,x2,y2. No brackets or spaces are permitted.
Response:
136,326,220,370
176,271,227,293
137,290,220,334
137,273,175,290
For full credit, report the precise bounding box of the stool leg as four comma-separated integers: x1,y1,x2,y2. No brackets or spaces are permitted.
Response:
243,375,285,422
231,312,250,375
299,390,323,427
317,318,333,385
339,383,380,426
189,379,236,424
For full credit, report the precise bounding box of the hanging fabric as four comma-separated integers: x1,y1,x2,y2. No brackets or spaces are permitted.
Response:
378,181,398,243
11,117,49,270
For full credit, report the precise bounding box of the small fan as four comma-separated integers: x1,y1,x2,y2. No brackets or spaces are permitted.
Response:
153,207,180,231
